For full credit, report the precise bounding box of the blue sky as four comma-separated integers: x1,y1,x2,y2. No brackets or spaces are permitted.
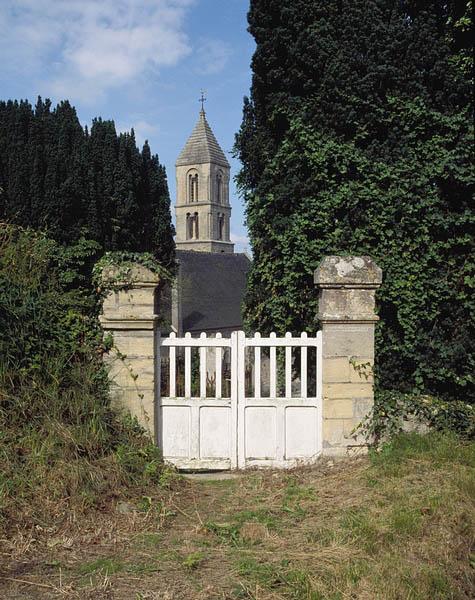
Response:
0,0,255,252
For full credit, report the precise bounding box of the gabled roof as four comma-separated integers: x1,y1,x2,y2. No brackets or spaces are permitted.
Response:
177,250,250,333
176,110,230,168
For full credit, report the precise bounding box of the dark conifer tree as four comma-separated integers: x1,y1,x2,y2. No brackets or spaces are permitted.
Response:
140,141,175,268
88,118,118,247
53,101,87,241
2,100,33,225
235,0,474,401
0,98,174,266
112,131,140,250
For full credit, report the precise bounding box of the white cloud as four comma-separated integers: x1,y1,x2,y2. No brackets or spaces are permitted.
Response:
194,38,231,75
231,232,249,245
0,0,194,102
117,118,159,147
231,231,250,253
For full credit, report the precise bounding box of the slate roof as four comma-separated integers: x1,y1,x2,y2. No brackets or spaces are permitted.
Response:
177,250,250,333
176,111,231,168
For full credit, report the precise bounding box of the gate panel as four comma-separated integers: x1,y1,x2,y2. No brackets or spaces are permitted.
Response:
237,331,322,469
158,332,237,470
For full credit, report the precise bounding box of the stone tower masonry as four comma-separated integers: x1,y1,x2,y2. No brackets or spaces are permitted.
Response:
175,109,234,253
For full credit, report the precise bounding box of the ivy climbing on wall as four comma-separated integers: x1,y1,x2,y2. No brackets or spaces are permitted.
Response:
235,0,474,403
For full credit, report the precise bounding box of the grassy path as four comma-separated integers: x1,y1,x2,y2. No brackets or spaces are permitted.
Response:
1,433,474,599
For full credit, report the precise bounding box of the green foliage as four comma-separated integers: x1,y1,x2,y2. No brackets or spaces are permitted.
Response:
0,97,175,267
114,439,164,486
78,558,124,576
446,1,473,82
181,551,205,570
358,390,475,444
0,225,169,530
235,1,474,404
93,250,173,293
0,225,102,380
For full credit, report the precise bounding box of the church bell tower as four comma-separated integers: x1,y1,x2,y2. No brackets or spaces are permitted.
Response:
175,104,234,253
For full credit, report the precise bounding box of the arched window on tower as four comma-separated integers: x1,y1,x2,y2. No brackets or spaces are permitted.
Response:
188,171,199,202
217,213,224,240
216,171,223,204
186,212,199,239
193,212,199,239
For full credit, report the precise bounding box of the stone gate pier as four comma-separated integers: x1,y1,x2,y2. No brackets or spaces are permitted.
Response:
99,265,160,438
314,256,382,456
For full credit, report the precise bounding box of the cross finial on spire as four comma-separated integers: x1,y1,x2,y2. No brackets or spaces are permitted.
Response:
199,89,206,114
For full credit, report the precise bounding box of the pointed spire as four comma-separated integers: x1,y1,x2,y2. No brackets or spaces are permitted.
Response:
176,110,230,168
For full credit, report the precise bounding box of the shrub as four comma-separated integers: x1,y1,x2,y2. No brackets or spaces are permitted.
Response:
357,389,475,445
0,224,169,531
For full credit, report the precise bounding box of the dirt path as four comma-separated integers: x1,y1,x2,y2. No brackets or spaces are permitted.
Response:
0,460,354,599
1,448,473,600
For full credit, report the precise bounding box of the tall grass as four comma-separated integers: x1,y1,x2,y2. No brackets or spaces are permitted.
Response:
0,224,166,531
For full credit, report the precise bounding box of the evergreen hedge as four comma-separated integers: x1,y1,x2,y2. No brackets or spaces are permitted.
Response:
235,0,474,402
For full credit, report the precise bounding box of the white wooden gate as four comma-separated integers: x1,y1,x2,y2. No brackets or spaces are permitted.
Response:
157,331,322,470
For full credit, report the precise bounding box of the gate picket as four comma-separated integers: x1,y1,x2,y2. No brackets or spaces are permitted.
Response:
215,332,222,399
199,332,207,398
254,332,261,399
301,332,308,398
169,333,176,398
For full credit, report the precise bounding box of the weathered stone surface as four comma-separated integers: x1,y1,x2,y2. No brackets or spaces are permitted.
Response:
176,110,230,168
314,256,382,288
110,387,155,433
323,357,350,383
174,239,235,253
353,398,373,419
101,264,160,286
318,288,379,322
322,419,354,447
110,306,157,322
324,382,373,399
107,357,155,388
323,398,354,419
315,255,382,457
101,319,156,331
100,266,159,330
322,323,375,358
117,288,156,306
100,263,159,439
106,331,154,357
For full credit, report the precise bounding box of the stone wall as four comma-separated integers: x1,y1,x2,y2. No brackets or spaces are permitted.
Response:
174,239,234,253
314,256,382,456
